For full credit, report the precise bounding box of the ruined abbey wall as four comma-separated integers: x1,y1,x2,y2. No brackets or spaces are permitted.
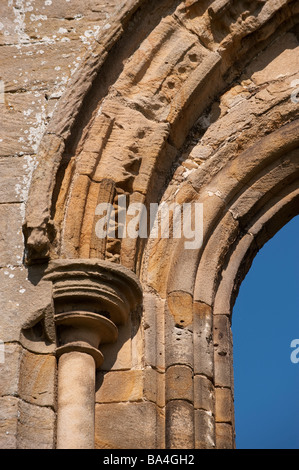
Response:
0,0,298,449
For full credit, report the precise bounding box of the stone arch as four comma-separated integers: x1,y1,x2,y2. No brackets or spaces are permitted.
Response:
23,0,299,270
141,119,299,448
18,0,299,449
144,120,299,295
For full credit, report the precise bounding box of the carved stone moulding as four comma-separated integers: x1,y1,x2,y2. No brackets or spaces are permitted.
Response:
44,259,143,368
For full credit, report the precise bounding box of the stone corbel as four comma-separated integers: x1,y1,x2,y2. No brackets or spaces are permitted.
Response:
43,259,142,449
20,303,56,354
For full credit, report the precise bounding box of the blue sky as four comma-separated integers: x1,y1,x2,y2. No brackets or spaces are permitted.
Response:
232,215,299,449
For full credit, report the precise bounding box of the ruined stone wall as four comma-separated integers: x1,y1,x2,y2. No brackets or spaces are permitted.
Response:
0,0,129,449
0,0,298,449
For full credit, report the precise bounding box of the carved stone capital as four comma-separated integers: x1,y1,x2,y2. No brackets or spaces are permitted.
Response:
44,259,142,368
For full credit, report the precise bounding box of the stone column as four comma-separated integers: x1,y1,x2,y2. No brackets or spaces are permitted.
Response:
44,259,142,449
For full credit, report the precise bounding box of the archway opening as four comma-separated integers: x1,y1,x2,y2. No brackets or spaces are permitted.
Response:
232,215,299,449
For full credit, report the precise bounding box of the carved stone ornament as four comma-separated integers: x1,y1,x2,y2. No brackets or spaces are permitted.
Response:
43,259,143,367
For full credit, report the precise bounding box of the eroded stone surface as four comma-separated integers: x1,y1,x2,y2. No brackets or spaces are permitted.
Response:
17,400,55,449
166,365,193,403
166,400,194,449
0,265,52,342
96,370,143,403
0,397,18,449
0,0,298,451
0,343,21,397
19,350,56,407
194,375,214,414
95,402,157,449
215,387,233,424
194,409,215,449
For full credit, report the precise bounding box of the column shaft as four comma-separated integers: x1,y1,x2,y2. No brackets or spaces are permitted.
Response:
45,259,143,449
56,351,96,449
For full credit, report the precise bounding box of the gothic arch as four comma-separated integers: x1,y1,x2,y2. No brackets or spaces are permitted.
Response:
19,0,299,449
